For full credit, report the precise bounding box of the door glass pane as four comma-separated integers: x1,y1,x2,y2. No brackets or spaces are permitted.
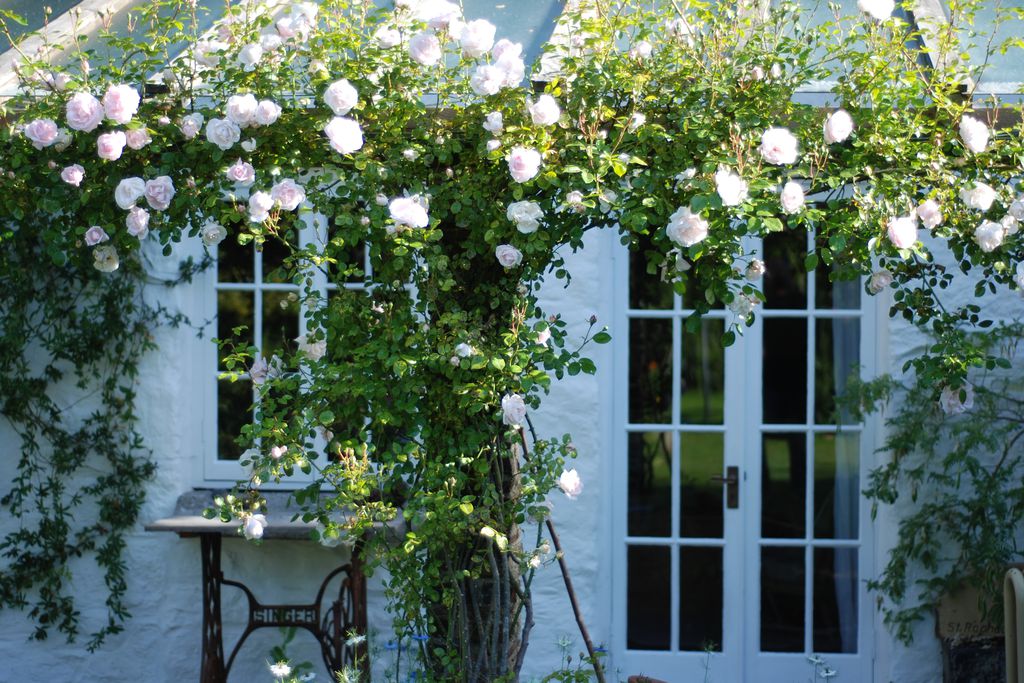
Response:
630,236,674,310
681,432,724,538
627,545,670,650
681,318,724,424
628,432,672,537
816,268,861,310
217,290,253,365
815,318,860,425
262,236,293,284
680,546,723,652
763,318,807,424
763,230,808,309
814,433,860,540
629,318,672,424
761,546,805,652
762,433,806,538
813,547,858,654
218,240,253,283
263,291,300,359
218,378,251,461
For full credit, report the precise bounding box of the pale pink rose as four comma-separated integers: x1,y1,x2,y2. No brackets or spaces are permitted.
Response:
144,176,175,211
483,111,503,134
493,39,525,87
974,220,1004,252
226,93,258,127
260,33,283,52
24,119,59,148
389,196,429,228
415,0,461,28
125,206,150,238
324,79,358,116
269,445,288,460
823,109,854,144
759,127,799,165
456,18,496,58
886,214,918,250
714,168,748,207
501,393,527,425
237,43,263,71
470,65,506,96
409,31,442,65
271,178,305,211
101,84,140,124
536,327,551,345
65,92,104,132
528,95,560,127
960,115,990,154
495,244,523,268
780,181,805,214
96,131,127,160
115,177,146,209
324,117,364,154
226,159,256,186
249,191,274,222
180,113,204,139
858,0,894,20
939,383,974,415
206,117,241,150
61,164,85,187
125,127,152,150
916,199,943,229
84,225,109,246
492,38,521,62
557,469,583,500
868,269,893,294
666,206,709,247
507,147,541,183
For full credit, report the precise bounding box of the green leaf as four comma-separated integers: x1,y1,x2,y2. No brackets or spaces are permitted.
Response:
592,331,612,344
458,502,474,515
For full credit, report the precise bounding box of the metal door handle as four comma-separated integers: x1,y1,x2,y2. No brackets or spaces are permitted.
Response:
710,466,739,509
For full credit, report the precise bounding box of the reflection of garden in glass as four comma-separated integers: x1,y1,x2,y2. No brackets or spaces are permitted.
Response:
680,319,725,424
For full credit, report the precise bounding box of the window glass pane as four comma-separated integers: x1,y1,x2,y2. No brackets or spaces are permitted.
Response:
814,433,860,540
763,318,807,424
217,378,251,461
627,545,671,650
262,291,300,359
813,547,858,654
816,269,861,310
217,290,253,366
814,318,860,425
262,236,293,284
681,318,724,424
763,230,808,309
761,546,805,652
630,235,674,310
681,432,724,539
628,431,673,538
680,547,723,652
629,318,672,424
762,433,806,539
217,240,253,283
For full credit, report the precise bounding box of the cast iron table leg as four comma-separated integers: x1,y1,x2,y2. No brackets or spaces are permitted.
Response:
200,533,226,683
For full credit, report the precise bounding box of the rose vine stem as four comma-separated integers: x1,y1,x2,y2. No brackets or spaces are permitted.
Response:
517,423,607,683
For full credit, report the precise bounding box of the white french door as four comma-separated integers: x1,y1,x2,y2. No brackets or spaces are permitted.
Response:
611,229,876,682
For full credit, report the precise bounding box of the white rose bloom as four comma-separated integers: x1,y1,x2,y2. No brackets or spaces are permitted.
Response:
126,206,150,238
492,39,525,87
201,220,227,246
93,244,119,272
745,259,766,282
714,168,748,207
249,191,274,222
1009,199,1024,221
84,225,110,246
729,293,758,321
241,138,257,152
237,43,264,70
959,115,990,154
857,0,894,21
868,269,893,294
1002,214,1019,237
501,393,527,426
960,181,997,212
226,94,258,127
470,64,505,96
974,220,1004,252
1015,262,1024,290
823,109,854,144
115,177,146,209
629,40,653,59
495,244,523,268
486,139,501,152
194,39,228,68
324,79,359,116
144,176,175,211
260,33,283,52
759,127,799,165
780,181,805,214
939,383,974,415
507,147,542,183
389,195,430,228
507,200,544,233
916,199,943,229
53,128,72,152
296,333,327,361
409,31,442,65
456,18,496,58
206,117,241,150
628,112,646,132
271,178,306,211
180,112,204,139
375,26,402,48
665,17,695,43
666,206,709,248
324,117,364,154
886,214,918,250
415,0,461,28
483,111,503,134
243,514,267,540
255,100,281,126
528,94,561,127
557,469,583,500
